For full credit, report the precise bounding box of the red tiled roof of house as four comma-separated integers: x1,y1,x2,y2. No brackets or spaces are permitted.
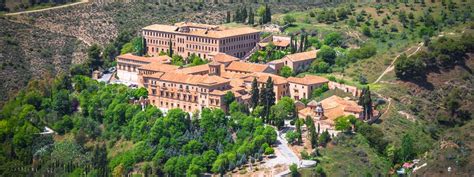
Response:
138,63,180,72
157,72,229,86
242,72,288,85
226,61,272,73
176,64,210,74
212,53,239,63
143,24,259,38
287,75,329,85
283,50,317,62
117,53,171,63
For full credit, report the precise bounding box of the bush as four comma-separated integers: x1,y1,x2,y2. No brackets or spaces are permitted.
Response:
264,147,274,155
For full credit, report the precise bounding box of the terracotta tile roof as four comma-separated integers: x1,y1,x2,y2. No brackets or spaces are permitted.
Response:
242,72,288,85
298,95,362,123
117,53,172,64
176,64,210,74
287,75,329,85
143,23,259,38
221,71,249,79
209,89,227,96
273,39,290,47
174,22,219,29
268,59,285,64
307,100,318,107
212,53,239,63
226,61,273,73
157,72,229,86
283,50,317,62
138,63,180,72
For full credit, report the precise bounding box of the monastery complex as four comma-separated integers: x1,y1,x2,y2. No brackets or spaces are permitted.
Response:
116,22,370,132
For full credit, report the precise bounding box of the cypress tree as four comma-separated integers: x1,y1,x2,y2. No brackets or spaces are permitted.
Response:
296,119,303,144
358,86,373,120
248,7,254,25
242,7,248,23
259,83,267,121
299,34,305,52
168,39,173,57
251,77,259,109
264,77,276,120
289,34,294,53
226,11,231,23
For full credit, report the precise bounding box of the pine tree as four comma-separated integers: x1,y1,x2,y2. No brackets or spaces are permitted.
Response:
168,39,173,57
251,78,259,109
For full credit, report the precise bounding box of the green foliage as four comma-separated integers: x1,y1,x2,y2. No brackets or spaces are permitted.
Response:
394,54,426,80
318,130,331,147
290,163,299,177
279,66,293,78
283,14,296,24
250,78,259,109
318,45,336,65
286,130,300,145
324,32,343,47
310,59,331,73
171,54,185,66
187,54,208,66
311,83,329,98
335,115,356,132
223,91,235,111
264,147,274,155
87,44,103,70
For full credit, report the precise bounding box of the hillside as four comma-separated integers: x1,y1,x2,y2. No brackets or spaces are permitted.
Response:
0,18,87,107
8,1,318,45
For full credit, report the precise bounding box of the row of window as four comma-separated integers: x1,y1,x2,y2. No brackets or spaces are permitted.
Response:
160,91,199,103
187,44,218,52
186,36,218,44
221,42,255,53
221,34,258,45
159,100,194,112
145,31,175,38
147,39,174,46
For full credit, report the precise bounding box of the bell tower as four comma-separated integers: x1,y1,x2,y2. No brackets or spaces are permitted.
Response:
208,61,221,76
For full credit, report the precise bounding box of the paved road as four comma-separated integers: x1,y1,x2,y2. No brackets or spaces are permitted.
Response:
277,129,300,165
5,0,89,16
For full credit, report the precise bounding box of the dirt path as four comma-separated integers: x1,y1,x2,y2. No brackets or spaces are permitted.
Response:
373,42,424,84
4,0,89,16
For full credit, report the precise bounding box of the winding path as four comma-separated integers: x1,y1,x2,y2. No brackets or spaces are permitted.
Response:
373,42,424,84
4,0,89,16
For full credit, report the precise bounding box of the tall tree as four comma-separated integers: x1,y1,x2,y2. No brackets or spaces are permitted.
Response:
248,7,254,25
226,11,231,23
223,91,235,113
263,77,276,120
306,116,318,148
241,7,248,23
250,78,259,109
295,118,303,144
168,39,173,57
88,44,103,70
358,87,373,120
